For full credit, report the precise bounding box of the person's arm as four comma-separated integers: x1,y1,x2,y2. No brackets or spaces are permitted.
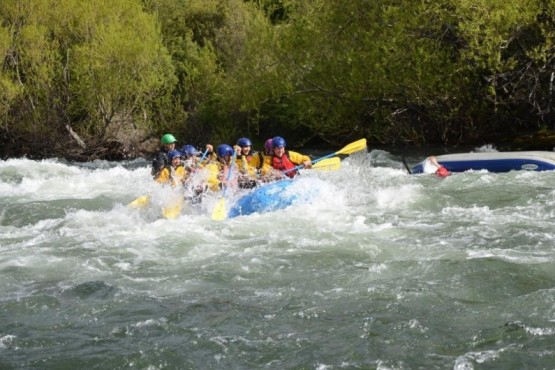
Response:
429,156,441,168
288,151,312,169
202,144,216,165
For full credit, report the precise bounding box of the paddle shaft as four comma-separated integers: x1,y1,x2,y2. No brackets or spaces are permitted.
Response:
199,148,209,163
282,139,367,174
222,151,237,196
282,153,336,174
211,151,237,220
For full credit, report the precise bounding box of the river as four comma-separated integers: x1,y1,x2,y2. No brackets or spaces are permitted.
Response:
1,148,555,369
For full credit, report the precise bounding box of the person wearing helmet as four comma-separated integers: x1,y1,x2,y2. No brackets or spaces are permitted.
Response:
234,137,259,189
177,144,212,204
203,144,238,192
155,149,186,186
151,133,178,178
423,156,451,178
248,138,276,181
179,144,201,173
234,137,254,173
236,137,253,151
270,136,312,178
216,144,235,160
263,138,273,156
181,144,199,159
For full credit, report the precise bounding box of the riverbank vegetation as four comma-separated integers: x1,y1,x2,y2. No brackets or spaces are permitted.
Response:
1,0,555,160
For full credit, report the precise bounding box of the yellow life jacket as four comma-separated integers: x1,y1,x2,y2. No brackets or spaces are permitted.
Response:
155,165,186,187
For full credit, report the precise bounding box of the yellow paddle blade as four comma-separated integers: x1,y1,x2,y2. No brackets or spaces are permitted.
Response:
212,151,236,221
211,198,227,221
312,157,341,171
336,138,367,156
128,195,150,208
162,204,181,219
162,197,184,219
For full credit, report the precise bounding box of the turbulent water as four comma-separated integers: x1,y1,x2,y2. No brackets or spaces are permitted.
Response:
1,149,555,369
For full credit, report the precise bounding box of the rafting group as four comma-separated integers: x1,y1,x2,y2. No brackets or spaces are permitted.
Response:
152,133,315,192
129,134,367,219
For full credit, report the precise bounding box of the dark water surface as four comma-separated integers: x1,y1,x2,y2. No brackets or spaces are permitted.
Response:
1,149,555,369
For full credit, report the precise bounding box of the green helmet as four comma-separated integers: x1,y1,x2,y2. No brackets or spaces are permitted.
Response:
161,134,177,145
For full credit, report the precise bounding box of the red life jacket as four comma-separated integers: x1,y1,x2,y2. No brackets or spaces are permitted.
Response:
272,151,297,178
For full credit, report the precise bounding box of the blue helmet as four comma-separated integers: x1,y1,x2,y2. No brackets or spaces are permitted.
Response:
167,150,181,161
237,137,252,147
181,144,198,158
216,144,234,158
272,136,286,148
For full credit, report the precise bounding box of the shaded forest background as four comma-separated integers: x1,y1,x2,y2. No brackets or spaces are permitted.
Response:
1,0,555,160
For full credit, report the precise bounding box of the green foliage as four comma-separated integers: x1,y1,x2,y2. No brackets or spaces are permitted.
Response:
233,0,555,144
17,23,59,99
143,0,228,138
144,0,278,141
0,26,22,123
244,0,289,23
444,0,555,135
0,0,176,147
68,1,175,137
223,0,464,143
455,0,539,70
3,0,555,158
0,1,61,136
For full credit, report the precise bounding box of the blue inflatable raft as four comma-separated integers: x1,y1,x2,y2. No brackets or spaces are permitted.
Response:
411,151,555,174
228,179,314,218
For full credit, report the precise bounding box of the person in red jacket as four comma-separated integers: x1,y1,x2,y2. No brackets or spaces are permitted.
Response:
270,136,312,178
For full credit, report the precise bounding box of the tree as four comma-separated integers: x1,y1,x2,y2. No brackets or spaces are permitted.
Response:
0,25,22,126
0,0,176,155
69,1,176,139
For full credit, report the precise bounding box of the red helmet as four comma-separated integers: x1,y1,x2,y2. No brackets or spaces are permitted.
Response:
435,166,450,177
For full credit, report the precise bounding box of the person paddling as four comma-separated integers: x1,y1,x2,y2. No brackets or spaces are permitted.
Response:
204,144,238,192
270,136,312,178
180,144,201,173
234,137,259,188
180,143,215,175
155,149,186,186
179,144,211,204
152,134,178,178
235,138,254,170
250,138,276,181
